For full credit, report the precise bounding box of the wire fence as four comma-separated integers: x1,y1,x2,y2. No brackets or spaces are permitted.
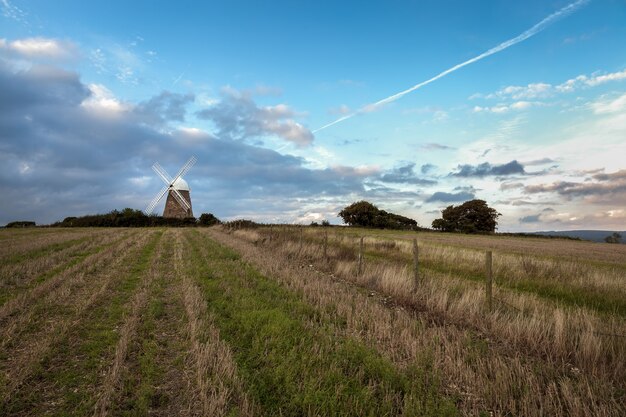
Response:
254,226,626,341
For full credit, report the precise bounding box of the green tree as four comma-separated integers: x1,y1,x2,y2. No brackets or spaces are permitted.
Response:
431,199,501,233
338,201,379,227
605,232,622,244
338,201,418,230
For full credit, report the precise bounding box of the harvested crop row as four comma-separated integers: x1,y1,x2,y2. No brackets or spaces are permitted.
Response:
0,228,102,261
211,227,625,417
0,229,131,305
93,230,170,416
176,229,256,417
0,229,140,326
0,230,158,409
187,229,458,416
0,230,163,416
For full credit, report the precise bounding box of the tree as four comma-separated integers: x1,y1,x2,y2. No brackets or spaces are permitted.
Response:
605,232,622,244
338,201,380,227
431,199,501,233
338,201,418,230
198,213,221,226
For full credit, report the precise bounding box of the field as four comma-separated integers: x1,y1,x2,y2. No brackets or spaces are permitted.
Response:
0,227,624,416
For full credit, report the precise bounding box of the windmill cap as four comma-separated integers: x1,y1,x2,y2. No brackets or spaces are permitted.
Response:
172,177,190,191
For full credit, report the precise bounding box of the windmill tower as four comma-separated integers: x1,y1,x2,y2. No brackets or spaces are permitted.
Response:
145,156,196,218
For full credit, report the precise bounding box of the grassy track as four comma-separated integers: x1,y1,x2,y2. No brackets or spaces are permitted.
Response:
185,230,458,416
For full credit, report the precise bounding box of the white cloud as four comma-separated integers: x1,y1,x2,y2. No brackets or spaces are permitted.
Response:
484,83,552,100
557,69,626,92
1,0,27,24
473,68,626,99
81,84,131,115
590,93,626,115
87,42,147,84
587,69,626,86
89,48,107,73
473,101,538,113
115,65,136,84
0,37,77,60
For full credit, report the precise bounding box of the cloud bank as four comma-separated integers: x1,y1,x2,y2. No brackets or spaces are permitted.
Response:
197,87,314,147
0,60,365,224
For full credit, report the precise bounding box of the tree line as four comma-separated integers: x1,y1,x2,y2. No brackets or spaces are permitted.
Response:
337,199,501,233
50,208,221,227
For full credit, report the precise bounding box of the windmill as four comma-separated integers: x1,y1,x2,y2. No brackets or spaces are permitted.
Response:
145,156,197,218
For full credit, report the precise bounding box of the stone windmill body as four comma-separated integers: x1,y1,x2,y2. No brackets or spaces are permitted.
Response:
145,156,196,218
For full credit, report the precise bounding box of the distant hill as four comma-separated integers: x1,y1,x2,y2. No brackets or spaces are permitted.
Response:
531,230,626,243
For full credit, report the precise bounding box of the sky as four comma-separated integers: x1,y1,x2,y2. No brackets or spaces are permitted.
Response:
1,0,626,231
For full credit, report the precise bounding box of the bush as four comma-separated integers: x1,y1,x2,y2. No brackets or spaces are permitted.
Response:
5,221,36,228
224,219,260,229
198,213,221,226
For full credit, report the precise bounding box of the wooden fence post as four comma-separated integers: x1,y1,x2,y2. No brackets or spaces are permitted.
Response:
485,251,493,312
357,236,364,275
412,238,419,288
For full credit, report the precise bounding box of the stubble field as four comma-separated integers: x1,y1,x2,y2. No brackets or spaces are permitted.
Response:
0,226,624,416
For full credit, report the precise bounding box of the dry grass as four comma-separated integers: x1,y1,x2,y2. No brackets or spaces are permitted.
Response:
93,230,168,416
0,230,142,330
0,229,127,303
218,226,625,416
0,230,154,404
0,228,101,261
175,229,256,417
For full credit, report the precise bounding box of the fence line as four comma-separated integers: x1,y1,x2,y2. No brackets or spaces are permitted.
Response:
254,226,625,340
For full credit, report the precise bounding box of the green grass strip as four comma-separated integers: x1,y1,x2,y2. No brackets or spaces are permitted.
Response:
0,230,163,417
186,231,458,417
115,237,180,416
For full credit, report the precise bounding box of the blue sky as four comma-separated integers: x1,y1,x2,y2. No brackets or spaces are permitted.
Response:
1,0,626,230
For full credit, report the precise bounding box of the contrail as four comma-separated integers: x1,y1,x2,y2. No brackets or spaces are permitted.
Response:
313,0,590,133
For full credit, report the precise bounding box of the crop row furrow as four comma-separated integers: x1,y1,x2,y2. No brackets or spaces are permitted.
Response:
0,229,105,262
0,229,132,306
0,230,162,416
0,229,140,327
